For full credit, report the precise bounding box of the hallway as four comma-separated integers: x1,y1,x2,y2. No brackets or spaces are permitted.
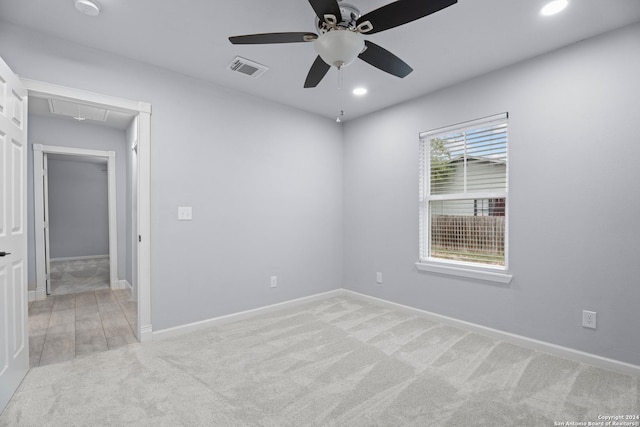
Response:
49,257,111,295
28,289,137,367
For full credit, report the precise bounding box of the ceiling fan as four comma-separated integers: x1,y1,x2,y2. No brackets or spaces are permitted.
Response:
229,0,457,88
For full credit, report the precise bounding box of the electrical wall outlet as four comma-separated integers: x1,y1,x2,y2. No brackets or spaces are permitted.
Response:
270,276,277,288
178,206,192,220
582,310,597,329
376,272,383,284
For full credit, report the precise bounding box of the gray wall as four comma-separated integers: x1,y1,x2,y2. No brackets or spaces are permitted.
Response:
0,22,343,331
342,23,640,366
47,156,109,259
27,116,129,284
3,19,638,366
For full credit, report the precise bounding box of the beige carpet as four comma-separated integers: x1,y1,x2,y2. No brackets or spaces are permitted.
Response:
1,295,638,426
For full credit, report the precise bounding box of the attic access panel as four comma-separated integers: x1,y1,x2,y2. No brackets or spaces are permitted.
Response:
48,98,109,122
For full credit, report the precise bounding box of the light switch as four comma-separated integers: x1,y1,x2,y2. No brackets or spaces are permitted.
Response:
178,206,192,220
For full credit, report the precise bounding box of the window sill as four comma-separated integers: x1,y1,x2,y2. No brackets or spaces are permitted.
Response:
415,261,513,284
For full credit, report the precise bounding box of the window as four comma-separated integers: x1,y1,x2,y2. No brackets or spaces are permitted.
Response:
474,198,505,217
418,113,510,281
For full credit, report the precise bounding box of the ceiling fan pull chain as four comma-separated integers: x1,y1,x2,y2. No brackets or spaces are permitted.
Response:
338,68,343,122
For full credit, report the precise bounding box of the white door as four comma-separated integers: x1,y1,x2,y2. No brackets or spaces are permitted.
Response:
0,56,29,413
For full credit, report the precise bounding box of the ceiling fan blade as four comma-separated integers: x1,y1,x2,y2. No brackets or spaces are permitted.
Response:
304,56,331,88
358,41,413,78
229,32,318,45
308,0,341,22
356,0,457,35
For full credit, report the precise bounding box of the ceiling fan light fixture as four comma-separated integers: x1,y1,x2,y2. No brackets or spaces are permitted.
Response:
540,0,568,16
314,30,364,68
74,0,101,16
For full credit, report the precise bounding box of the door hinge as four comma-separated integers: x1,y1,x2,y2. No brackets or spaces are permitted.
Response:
43,221,48,228
138,235,142,242
45,273,51,280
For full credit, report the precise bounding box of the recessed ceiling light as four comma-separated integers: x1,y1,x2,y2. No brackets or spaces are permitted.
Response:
353,87,367,96
540,0,568,16
74,0,101,16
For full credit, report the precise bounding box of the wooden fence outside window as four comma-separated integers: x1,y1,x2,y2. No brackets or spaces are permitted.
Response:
431,215,505,265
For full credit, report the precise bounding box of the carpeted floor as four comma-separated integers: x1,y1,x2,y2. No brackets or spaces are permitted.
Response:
1,295,638,426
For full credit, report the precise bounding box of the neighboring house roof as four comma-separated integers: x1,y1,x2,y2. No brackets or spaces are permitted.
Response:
448,155,506,165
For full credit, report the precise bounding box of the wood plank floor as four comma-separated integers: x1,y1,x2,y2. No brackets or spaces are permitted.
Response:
28,289,138,368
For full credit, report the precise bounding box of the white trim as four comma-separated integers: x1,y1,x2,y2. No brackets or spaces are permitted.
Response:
416,261,513,284
106,151,118,288
24,78,152,341
342,289,640,377
34,144,115,158
43,153,51,295
110,280,125,290
21,78,151,115
420,112,508,138
428,192,508,202
139,325,153,343
32,144,119,293
152,290,343,341
112,279,132,293
32,146,46,297
28,288,47,302
136,111,152,342
122,280,134,298
50,254,109,262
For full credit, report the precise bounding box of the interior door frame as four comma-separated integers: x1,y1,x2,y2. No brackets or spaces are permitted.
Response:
42,153,50,294
33,145,119,295
23,79,153,342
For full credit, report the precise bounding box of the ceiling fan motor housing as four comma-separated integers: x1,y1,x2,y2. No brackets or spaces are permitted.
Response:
316,2,361,32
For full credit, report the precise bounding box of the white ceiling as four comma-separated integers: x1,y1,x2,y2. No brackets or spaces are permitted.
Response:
1,0,639,121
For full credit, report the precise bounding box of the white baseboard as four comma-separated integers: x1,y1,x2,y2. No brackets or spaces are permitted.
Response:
50,254,109,262
123,280,134,298
110,279,131,293
139,324,153,343
342,289,640,377
152,289,343,341
110,280,128,290
28,288,47,302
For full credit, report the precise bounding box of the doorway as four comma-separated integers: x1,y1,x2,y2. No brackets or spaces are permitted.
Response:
46,153,111,296
34,147,119,297
23,78,152,343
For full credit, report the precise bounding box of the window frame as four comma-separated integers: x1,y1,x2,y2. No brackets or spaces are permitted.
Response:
416,113,512,284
